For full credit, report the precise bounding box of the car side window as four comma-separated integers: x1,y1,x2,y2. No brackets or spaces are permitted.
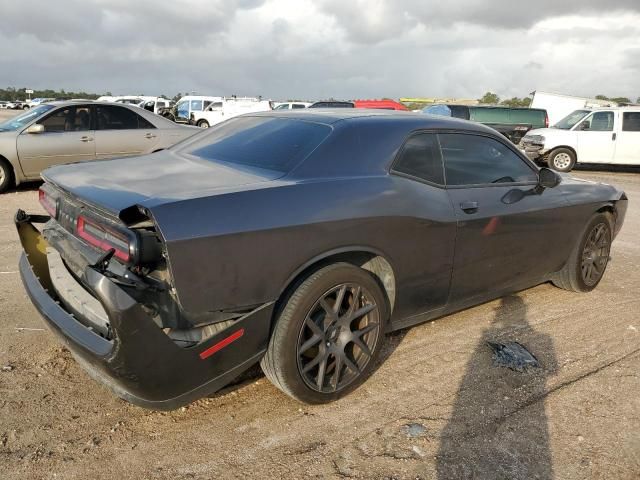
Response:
622,112,640,131
191,100,204,111
393,133,444,185
292,104,306,109
439,133,537,186
581,111,614,131
40,106,91,132
96,105,155,130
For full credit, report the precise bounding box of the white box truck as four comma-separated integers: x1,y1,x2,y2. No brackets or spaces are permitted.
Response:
531,91,617,125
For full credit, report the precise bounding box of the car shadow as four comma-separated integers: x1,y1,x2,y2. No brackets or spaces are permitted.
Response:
574,164,640,174
436,295,557,480
5,180,41,193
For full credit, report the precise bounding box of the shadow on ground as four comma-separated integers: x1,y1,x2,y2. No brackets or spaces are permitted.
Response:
437,295,557,479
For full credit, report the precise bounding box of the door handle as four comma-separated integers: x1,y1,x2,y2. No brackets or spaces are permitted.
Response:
144,133,157,139
460,201,479,213
80,136,93,142
612,132,617,141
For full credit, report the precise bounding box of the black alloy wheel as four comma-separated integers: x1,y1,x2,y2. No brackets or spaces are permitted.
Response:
261,263,388,403
552,212,613,292
296,283,380,393
580,222,611,287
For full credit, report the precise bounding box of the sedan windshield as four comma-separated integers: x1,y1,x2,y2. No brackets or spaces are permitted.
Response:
0,105,54,132
181,116,331,173
553,110,590,130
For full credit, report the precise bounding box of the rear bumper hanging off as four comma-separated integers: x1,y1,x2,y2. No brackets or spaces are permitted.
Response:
16,210,273,410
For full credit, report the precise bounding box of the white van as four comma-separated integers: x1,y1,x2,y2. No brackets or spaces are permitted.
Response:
521,107,640,172
174,96,223,124
139,97,172,114
190,97,273,128
273,102,311,110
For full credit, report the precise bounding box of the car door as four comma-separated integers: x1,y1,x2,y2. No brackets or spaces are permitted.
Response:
614,111,640,165
17,105,95,177
441,132,570,304
575,110,616,164
94,105,160,159
390,132,457,318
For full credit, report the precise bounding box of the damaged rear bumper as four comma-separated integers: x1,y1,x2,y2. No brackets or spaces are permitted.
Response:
16,211,273,410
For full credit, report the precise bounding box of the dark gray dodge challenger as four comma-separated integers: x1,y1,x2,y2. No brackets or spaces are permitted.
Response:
16,110,628,409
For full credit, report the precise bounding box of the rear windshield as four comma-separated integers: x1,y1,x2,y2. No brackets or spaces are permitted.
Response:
181,116,331,173
469,107,510,123
510,109,546,125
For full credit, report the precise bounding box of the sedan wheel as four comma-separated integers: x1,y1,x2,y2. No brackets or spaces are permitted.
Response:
297,283,380,393
0,160,13,193
261,263,388,403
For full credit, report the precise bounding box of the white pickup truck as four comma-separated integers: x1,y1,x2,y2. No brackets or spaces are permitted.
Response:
190,97,273,128
521,107,640,172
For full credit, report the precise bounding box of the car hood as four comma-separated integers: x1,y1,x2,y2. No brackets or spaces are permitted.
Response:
526,127,574,137
42,150,284,215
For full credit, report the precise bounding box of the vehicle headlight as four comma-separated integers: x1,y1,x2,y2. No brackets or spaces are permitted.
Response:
524,135,545,146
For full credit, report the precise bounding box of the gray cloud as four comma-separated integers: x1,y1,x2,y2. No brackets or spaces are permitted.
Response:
318,0,640,44
0,0,638,101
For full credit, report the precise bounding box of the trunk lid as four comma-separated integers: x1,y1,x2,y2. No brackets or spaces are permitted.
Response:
42,150,283,215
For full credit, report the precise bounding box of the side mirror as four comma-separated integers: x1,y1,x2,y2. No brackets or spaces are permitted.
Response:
26,124,44,134
538,167,560,189
578,121,590,131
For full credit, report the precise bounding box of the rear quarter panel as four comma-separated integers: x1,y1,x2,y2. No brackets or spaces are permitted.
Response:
149,176,457,322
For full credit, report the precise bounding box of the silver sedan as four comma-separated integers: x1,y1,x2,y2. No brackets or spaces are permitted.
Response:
0,101,200,192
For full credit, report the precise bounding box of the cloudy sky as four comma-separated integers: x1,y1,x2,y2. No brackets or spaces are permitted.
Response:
0,0,638,101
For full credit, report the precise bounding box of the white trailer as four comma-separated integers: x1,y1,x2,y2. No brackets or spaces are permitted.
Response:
531,91,617,125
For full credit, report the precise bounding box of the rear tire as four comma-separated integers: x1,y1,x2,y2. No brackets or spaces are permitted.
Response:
0,159,14,193
548,148,576,172
197,119,209,128
552,213,613,292
261,263,388,404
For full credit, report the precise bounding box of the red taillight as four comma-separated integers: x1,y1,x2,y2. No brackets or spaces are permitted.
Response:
76,216,131,262
545,114,549,128
38,189,57,218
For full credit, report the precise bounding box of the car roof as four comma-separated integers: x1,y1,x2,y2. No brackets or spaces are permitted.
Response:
247,108,496,132
43,100,144,108
590,106,640,111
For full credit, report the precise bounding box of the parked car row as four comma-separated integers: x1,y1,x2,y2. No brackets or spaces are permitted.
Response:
0,100,30,109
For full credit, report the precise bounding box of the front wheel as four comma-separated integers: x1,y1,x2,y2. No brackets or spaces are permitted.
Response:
0,160,13,193
197,119,209,128
552,213,613,292
548,148,576,172
261,263,388,404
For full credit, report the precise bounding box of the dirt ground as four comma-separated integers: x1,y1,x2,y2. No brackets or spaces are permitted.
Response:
0,129,638,478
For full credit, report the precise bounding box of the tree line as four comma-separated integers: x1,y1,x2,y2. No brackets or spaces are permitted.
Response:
0,86,107,101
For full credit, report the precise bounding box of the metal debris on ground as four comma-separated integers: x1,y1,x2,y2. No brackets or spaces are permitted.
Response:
487,341,540,372
402,423,428,438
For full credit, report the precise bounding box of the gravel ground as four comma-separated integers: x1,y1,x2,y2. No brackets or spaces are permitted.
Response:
0,117,638,479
